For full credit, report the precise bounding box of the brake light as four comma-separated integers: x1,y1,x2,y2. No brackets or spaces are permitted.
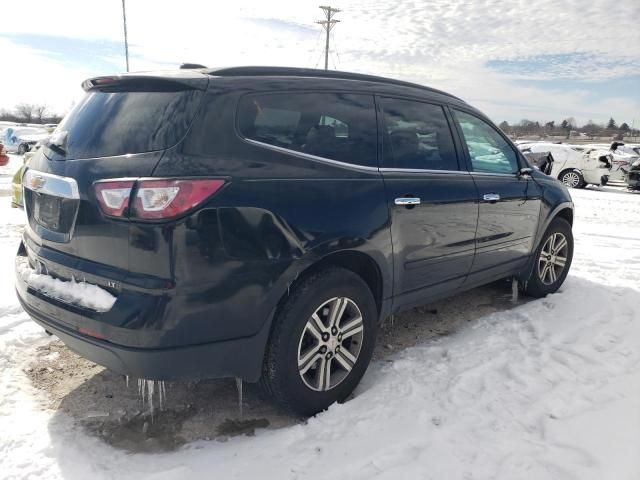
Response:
132,179,225,219
94,178,225,219
94,180,134,216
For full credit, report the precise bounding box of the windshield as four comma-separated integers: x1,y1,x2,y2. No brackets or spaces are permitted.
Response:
47,87,203,160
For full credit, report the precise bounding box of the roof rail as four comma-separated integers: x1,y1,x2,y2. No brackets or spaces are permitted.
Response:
205,66,462,101
180,63,207,69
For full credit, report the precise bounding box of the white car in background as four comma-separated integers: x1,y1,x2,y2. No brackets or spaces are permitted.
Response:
2,126,49,154
584,142,640,182
518,142,613,188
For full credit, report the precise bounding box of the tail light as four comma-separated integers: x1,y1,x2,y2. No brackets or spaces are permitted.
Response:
94,180,134,216
94,178,225,220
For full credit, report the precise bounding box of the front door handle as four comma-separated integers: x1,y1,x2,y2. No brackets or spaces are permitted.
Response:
483,193,501,203
395,197,421,206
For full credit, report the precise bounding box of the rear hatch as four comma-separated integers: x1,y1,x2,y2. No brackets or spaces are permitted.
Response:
23,73,207,276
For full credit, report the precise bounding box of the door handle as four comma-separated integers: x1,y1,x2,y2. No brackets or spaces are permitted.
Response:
395,197,421,206
483,193,501,203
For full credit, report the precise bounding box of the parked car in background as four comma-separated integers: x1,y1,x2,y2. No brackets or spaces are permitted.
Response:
626,157,640,191
0,143,9,167
2,126,49,154
518,142,612,188
15,66,574,416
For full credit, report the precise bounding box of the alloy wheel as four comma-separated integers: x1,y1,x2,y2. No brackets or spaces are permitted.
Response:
537,232,569,285
561,171,580,188
297,296,364,392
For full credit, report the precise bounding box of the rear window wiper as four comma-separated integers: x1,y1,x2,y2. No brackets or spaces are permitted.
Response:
46,131,68,156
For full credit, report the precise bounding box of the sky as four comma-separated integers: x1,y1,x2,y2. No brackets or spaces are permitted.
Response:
0,0,638,126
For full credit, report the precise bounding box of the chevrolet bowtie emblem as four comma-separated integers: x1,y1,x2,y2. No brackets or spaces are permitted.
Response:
29,175,46,191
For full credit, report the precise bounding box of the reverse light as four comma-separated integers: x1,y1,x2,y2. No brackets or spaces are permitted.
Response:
132,179,225,219
94,180,134,217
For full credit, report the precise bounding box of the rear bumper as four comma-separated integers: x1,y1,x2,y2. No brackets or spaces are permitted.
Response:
17,290,270,381
15,242,273,382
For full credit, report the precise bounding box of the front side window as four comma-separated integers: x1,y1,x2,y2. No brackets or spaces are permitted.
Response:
381,97,459,171
238,92,376,166
453,110,519,174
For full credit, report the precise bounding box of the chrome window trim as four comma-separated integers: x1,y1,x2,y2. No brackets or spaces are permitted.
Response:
242,138,379,172
379,168,470,175
470,171,518,178
22,169,80,199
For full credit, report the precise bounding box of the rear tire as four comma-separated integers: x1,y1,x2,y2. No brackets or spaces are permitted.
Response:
525,218,573,297
17,143,28,155
559,170,584,189
259,266,378,416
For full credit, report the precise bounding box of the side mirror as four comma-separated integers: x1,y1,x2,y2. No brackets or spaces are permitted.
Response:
518,167,533,177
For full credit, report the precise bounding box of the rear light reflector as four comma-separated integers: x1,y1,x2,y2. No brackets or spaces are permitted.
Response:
132,179,225,219
78,327,107,340
94,180,134,216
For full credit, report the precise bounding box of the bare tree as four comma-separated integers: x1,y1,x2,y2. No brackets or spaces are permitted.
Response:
33,104,48,123
15,103,35,122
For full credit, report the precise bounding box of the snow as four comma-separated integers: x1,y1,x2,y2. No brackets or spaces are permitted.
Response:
16,256,116,312
0,156,639,479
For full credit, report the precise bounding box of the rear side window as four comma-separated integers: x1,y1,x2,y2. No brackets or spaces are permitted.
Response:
238,92,376,166
50,87,203,159
380,97,459,171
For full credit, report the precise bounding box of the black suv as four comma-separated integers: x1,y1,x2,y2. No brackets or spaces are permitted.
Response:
15,66,574,415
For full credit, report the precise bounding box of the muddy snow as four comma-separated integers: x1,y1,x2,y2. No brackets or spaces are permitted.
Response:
1,154,638,479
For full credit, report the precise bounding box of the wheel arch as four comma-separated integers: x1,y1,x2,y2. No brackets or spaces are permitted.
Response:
520,201,574,282
297,250,384,315
271,248,389,329
554,206,573,226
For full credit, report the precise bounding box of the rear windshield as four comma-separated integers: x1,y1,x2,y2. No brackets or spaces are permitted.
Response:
48,87,203,159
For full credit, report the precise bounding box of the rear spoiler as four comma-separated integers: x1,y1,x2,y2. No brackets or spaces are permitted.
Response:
82,73,208,92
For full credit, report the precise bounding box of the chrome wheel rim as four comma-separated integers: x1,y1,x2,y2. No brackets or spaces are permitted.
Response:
297,297,364,392
562,172,580,188
537,232,568,285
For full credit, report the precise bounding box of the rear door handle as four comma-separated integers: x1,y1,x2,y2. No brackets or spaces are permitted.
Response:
395,197,421,206
483,193,500,203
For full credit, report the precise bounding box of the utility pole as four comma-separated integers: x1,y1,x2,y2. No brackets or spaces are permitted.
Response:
121,0,130,72
316,6,341,70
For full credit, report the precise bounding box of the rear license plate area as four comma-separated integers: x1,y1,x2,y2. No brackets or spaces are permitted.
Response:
34,193,62,231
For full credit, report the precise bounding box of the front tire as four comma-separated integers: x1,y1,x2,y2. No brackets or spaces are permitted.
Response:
525,218,573,297
260,266,378,416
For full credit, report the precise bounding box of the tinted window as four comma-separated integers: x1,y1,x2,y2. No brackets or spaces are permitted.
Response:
453,110,519,174
381,98,459,170
50,87,203,159
238,93,376,166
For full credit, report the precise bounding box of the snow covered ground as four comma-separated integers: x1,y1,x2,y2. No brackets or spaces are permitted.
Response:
1,154,638,479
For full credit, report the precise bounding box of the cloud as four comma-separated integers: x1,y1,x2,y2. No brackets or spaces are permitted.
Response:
1,0,639,123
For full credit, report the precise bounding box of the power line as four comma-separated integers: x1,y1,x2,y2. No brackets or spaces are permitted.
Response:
316,6,341,70
311,27,325,69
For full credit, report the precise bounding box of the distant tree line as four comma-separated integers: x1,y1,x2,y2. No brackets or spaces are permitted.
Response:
0,103,63,124
498,117,637,140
